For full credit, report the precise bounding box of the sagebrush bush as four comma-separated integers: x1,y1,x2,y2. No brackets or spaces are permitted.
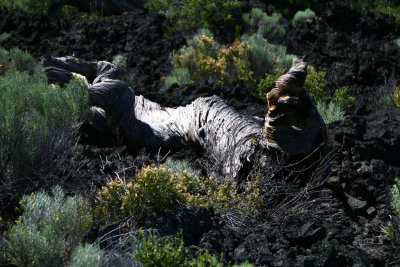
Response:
145,0,240,30
169,29,296,85
242,8,286,38
303,66,327,103
165,67,194,88
112,54,127,68
70,243,106,267
96,166,188,220
292,8,316,25
0,67,88,179
391,178,400,215
241,33,296,79
394,86,400,107
134,231,254,267
0,0,49,13
134,231,188,267
255,68,286,100
8,186,93,267
316,101,345,123
0,47,36,74
96,165,262,222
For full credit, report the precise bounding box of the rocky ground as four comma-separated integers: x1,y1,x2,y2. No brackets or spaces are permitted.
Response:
1,1,400,265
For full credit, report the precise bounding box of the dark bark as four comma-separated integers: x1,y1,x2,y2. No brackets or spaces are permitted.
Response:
42,56,327,178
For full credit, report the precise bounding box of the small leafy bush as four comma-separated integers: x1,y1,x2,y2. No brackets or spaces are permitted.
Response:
134,231,254,267
134,231,188,267
292,8,316,25
394,37,400,48
96,165,262,222
0,0,49,13
145,0,241,30
0,47,36,74
391,178,400,215
96,166,189,220
168,29,296,85
303,66,327,103
394,86,400,107
70,243,106,267
241,33,296,79
112,54,127,69
331,86,355,109
0,67,88,179
242,8,286,38
316,101,345,124
165,67,194,88
0,33,11,43
255,68,286,100
8,186,93,266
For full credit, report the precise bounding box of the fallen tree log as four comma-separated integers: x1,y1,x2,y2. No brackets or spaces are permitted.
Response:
42,56,327,178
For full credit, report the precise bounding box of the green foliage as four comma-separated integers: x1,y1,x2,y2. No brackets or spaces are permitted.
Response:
171,31,253,83
241,33,296,79
163,158,201,177
303,66,326,103
165,67,194,88
145,0,240,30
70,244,106,267
8,186,93,267
347,0,400,21
242,8,285,37
96,165,262,222
395,37,400,48
0,33,11,43
292,8,316,25
112,54,127,68
0,47,36,74
169,28,296,86
134,231,228,267
134,231,188,267
255,68,286,101
96,166,188,220
0,0,49,13
0,65,88,178
316,101,345,124
394,86,400,107
391,178,400,215
331,86,356,109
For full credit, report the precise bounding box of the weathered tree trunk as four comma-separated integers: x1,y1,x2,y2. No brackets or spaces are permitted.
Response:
42,56,327,178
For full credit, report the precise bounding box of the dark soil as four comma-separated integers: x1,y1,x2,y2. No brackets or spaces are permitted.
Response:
1,1,400,265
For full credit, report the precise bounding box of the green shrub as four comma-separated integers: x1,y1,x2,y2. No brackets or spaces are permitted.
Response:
8,186,93,267
0,47,36,74
134,231,188,267
391,178,400,215
145,0,240,30
241,33,296,79
331,86,355,109
292,8,316,25
0,33,11,43
134,231,228,267
242,8,285,37
112,54,127,68
256,68,286,101
169,29,296,85
172,31,253,83
303,66,326,103
163,158,201,177
96,166,189,220
96,165,262,222
0,0,49,13
316,101,345,124
0,67,88,179
70,244,106,267
165,67,194,88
